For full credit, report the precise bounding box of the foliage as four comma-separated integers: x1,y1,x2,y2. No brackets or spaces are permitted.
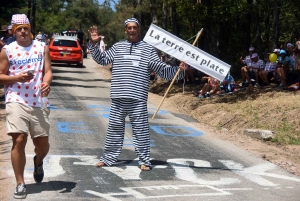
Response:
0,0,27,26
1,0,300,79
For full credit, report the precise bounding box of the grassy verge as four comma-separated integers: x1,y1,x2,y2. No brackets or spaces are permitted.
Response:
150,81,300,145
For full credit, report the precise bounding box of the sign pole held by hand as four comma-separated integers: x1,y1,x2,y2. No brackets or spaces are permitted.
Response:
152,28,204,120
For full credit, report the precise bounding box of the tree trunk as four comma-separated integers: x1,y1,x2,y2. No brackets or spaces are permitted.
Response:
271,0,280,49
243,0,252,52
137,0,142,39
27,0,32,22
162,0,167,30
252,0,263,56
264,1,271,52
170,1,177,35
150,0,158,24
204,0,218,57
31,0,37,35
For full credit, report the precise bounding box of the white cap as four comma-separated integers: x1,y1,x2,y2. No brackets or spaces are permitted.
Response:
11,14,30,25
251,53,258,58
249,47,255,51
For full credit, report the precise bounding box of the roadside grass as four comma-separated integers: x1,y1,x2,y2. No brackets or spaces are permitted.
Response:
158,82,300,146
212,90,300,145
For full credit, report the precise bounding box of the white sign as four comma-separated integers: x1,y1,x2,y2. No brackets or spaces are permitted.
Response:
143,24,231,81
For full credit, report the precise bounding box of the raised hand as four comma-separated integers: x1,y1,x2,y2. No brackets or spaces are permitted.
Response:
88,26,102,45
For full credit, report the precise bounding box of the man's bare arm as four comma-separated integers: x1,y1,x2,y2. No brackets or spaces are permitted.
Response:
0,49,33,85
40,46,53,94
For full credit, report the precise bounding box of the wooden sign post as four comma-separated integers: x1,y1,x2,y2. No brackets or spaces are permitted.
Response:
152,28,204,119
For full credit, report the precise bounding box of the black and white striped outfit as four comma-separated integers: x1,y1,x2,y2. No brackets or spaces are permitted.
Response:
89,40,183,167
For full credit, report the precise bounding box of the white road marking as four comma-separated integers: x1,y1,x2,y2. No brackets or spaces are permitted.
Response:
167,158,240,186
7,154,299,189
85,184,252,200
220,160,300,186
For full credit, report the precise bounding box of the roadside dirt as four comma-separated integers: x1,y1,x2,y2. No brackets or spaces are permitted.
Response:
95,64,300,176
0,86,13,201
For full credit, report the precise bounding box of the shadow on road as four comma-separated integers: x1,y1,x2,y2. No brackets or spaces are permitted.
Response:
51,63,86,69
52,68,90,74
50,81,110,88
26,181,77,194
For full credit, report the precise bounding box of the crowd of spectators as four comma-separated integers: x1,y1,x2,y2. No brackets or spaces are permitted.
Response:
239,37,300,90
153,36,300,99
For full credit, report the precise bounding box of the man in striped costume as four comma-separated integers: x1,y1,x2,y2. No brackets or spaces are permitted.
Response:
88,18,185,171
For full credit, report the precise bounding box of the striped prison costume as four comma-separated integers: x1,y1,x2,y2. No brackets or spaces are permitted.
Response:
88,40,184,167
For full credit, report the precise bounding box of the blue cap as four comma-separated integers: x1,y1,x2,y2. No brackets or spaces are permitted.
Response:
280,49,287,54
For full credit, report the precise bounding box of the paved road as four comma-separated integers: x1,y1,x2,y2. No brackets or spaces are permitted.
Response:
5,57,300,200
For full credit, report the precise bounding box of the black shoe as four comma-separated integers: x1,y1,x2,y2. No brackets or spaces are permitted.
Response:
13,183,26,199
33,155,44,183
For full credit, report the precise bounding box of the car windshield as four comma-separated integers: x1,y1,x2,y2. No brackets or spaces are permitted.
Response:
53,39,77,47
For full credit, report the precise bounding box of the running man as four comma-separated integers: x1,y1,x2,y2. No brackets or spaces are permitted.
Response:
0,14,52,199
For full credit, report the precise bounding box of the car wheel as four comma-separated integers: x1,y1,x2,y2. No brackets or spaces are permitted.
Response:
77,63,83,67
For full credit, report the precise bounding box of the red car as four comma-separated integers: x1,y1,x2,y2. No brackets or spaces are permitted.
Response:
49,34,83,67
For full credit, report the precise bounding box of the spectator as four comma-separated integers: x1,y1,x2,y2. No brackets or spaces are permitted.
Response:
198,76,220,98
7,25,13,36
259,53,276,85
1,25,9,41
241,53,264,87
168,56,180,66
273,48,281,57
35,32,43,40
0,25,9,51
276,49,291,88
5,25,16,45
184,63,195,84
46,35,50,45
293,36,300,83
240,46,255,86
0,14,52,199
35,34,44,42
217,73,235,94
286,42,297,84
160,52,168,63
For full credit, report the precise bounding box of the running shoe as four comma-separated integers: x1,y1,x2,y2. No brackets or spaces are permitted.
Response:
33,155,44,183
13,183,26,199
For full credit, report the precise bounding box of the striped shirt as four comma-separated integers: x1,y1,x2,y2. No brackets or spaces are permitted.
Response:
243,55,252,65
264,61,276,72
249,59,264,72
88,40,183,101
